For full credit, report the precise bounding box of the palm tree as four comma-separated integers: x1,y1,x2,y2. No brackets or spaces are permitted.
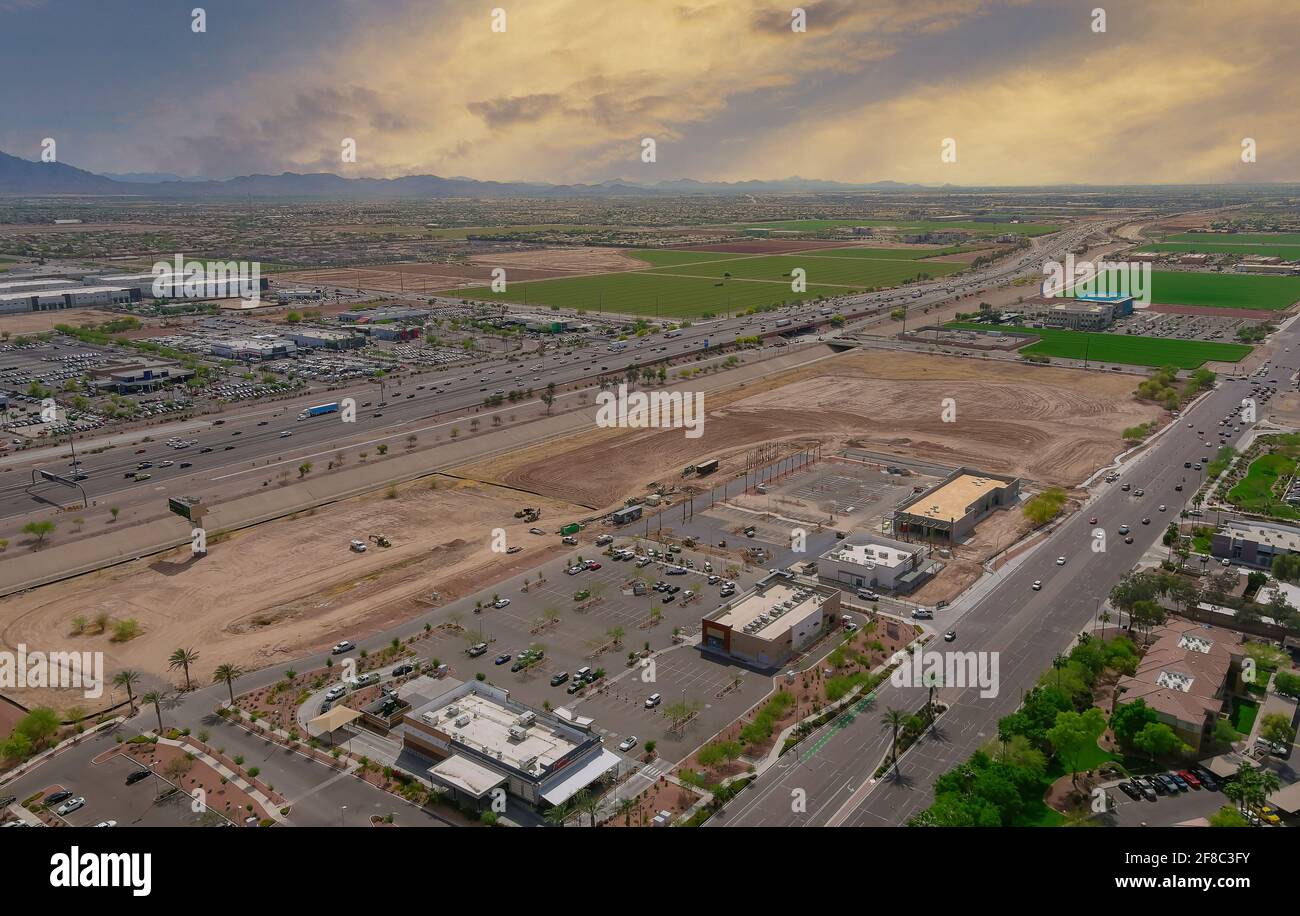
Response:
1052,652,1067,689
212,663,245,706
142,690,167,733
616,797,636,823
543,801,573,827
881,708,907,770
608,626,625,648
1097,609,1112,640
112,669,140,714
168,647,200,691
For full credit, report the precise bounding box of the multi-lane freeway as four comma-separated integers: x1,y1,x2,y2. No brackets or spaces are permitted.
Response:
718,336,1291,827
0,221,1111,527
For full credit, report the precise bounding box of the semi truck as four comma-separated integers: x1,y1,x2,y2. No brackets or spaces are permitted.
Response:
775,317,792,327
297,402,340,421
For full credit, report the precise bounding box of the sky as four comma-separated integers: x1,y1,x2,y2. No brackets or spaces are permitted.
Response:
0,0,1297,186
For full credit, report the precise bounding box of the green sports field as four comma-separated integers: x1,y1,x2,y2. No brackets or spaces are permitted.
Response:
1081,269,1300,311
1141,242,1300,260
1165,231,1300,246
728,218,1058,236
946,322,1251,368
457,247,963,318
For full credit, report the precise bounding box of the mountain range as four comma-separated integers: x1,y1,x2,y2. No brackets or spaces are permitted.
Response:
0,150,922,199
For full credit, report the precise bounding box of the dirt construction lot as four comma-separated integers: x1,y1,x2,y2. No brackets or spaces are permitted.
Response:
453,351,1162,512
0,475,588,710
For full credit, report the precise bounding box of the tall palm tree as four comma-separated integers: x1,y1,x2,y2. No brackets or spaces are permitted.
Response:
142,690,167,733
212,663,245,706
168,647,200,691
579,789,602,827
881,708,907,770
112,669,140,714
543,801,572,827
616,797,636,823
1097,609,1112,640
1052,653,1067,689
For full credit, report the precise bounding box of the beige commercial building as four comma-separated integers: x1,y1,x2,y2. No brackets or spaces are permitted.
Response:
701,570,840,669
893,468,1020,543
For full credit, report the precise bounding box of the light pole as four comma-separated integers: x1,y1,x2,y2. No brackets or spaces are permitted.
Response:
340,804,347,827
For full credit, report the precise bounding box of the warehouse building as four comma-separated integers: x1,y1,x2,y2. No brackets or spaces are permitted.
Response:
395,680,620,813
610,504,643,526
701,570,840,669
85,271,269,301
0,277,76,295
337,306,429,324
893,468,1020,543
0,285,139,315
282,328,365,350
818,531,933,594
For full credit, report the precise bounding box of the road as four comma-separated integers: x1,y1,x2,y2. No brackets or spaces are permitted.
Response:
0,220,1107,531
719,333,1293,827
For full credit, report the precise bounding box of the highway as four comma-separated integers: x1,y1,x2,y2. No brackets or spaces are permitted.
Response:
0,221,1109,526
718,337,1292,827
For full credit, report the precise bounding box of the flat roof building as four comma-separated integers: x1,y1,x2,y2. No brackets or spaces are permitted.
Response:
395,680,619,811
893,468,1020,543
701,570,840,669
1212,518,1300,569
89,360,195,394
0,285,139,314
210,336,297,361
818,531,933,594
282,328,365,350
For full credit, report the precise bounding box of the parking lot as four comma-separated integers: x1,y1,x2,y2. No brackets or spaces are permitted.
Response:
1111,309,1262,343
731,459,942,532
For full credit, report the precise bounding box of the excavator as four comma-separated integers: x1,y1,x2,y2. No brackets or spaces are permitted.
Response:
369,534,392,548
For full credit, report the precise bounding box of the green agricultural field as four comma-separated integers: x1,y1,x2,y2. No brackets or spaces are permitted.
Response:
1142,242,1300,259
645,252,962,287
1226,434,1300,520
1165,231,1300,246
728,218,1058,236
424,223,614,239
460,247,963,318
945,322,1250,369
1080,269,1300,311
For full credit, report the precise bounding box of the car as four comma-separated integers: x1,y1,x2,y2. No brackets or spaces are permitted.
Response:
1252,804,1281,825
231,430,242,436
562,535,579,546
1032,580,1042,590
1118,524,1130,535
467,642,489,658
550,672,569,686
1121,483,1131,491
45,790,73,805
1124,536,1134,544
506,545,522,554
179,462,192,469
495,653,512,665
279,431,292,438
1117,781,1141,801
258,420,268,426
93,820,117,828
1141,517,1151,525
392,662,416,677
1134,488,1144,497
707,575,721,585
55,797,85,816
1133,778,1158,801
1056,556,1066,565
943,629,956,642
1089,516,1098,524
223,445,235,451
529,527,545,535
125,770,151,786
510,659,529,672
200,446,213,453
645,692,662,708
566,681,583,694
911,608,934,620
662,593,676,603
1175,484,1183,491
349,539,367,552
567,565,583,575
493,598,511,609
1178,769,1201,789
324,683,348,701
1169,771,1189,791
585,561,601,570
319,699,334,713
1190,766,1220,791
856,589,879,601
618,736,639,752
1154,772,1179,794
331,640,355,655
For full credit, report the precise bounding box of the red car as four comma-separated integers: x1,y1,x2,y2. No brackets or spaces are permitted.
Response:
1178,769,1201,789
585,561,601,570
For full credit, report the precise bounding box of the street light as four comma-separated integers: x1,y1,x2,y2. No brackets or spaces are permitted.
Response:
340,804,347,827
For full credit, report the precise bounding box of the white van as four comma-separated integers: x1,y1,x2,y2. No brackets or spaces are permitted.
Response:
575,666,594,682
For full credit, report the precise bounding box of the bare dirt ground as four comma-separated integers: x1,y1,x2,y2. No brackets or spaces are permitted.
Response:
0,308,121,335
471,247,644,273
454,351,1161,513
907,503,1043,605
0,475,588,712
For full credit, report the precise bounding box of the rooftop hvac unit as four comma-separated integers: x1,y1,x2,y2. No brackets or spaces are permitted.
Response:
521,755,539,771
445,705,460,718
454,714,471,728
508,726,526,741
516,711,537,728
421,711,439,726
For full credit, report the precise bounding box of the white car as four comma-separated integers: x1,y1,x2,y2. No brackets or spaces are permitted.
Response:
56,797,85,816
493,598,511,609
1056,556,1066,566
325,684,347,701
93,820,117,827
331,640,355,655
618,736,639,752
349,540,367,552
1032,580,1043,590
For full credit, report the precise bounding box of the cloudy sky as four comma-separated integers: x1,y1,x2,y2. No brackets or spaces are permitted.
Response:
0,0,1296,185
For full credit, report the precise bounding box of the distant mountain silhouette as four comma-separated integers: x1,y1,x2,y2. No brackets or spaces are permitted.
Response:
0,149,925,198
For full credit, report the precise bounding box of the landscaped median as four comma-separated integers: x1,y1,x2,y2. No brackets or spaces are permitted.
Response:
945,322,1252,369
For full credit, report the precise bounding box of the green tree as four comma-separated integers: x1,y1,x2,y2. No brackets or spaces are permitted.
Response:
1132,721,1184,763
1045,707,1107,789
168,647,200,691
22,519,55,545
212,663,245,706
112,669,141,714
1110,700,1158,748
